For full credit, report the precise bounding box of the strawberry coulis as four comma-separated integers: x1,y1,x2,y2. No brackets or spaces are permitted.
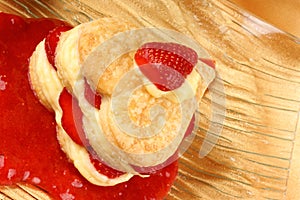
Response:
0,13,178,200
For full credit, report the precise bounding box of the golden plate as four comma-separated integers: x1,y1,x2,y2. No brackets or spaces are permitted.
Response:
0,0,300,199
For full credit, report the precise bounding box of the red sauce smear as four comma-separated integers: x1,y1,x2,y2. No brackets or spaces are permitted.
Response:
0,12,178,200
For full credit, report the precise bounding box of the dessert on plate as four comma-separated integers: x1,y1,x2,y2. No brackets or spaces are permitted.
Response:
0,12,215,199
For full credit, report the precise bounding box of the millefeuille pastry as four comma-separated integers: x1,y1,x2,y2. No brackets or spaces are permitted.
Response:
29,17,216,187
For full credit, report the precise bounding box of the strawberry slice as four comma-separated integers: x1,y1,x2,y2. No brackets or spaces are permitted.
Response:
44,24,72,69
84,78,102,110
59,82,102,145
89,153,125,179
184,114,196,138
59,88,86,146
199,58,216,69
134,42,198,91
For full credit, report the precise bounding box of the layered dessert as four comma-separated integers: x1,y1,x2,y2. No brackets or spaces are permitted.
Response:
0,13,215,199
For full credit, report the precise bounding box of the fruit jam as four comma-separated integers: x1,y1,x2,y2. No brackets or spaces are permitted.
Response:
0,13,177,200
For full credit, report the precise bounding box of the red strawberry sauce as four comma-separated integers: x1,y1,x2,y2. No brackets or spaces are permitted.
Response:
0,13,177,200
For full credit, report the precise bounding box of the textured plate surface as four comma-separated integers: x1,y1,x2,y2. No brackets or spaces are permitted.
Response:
0,0,300,199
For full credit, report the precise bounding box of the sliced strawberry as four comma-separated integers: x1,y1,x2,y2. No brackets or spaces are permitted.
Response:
184,114,196,138
45,24,72,69
59,88,86,146
89,153,125,179
134,42,198,91
84,78,102,109
199,58,216,69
